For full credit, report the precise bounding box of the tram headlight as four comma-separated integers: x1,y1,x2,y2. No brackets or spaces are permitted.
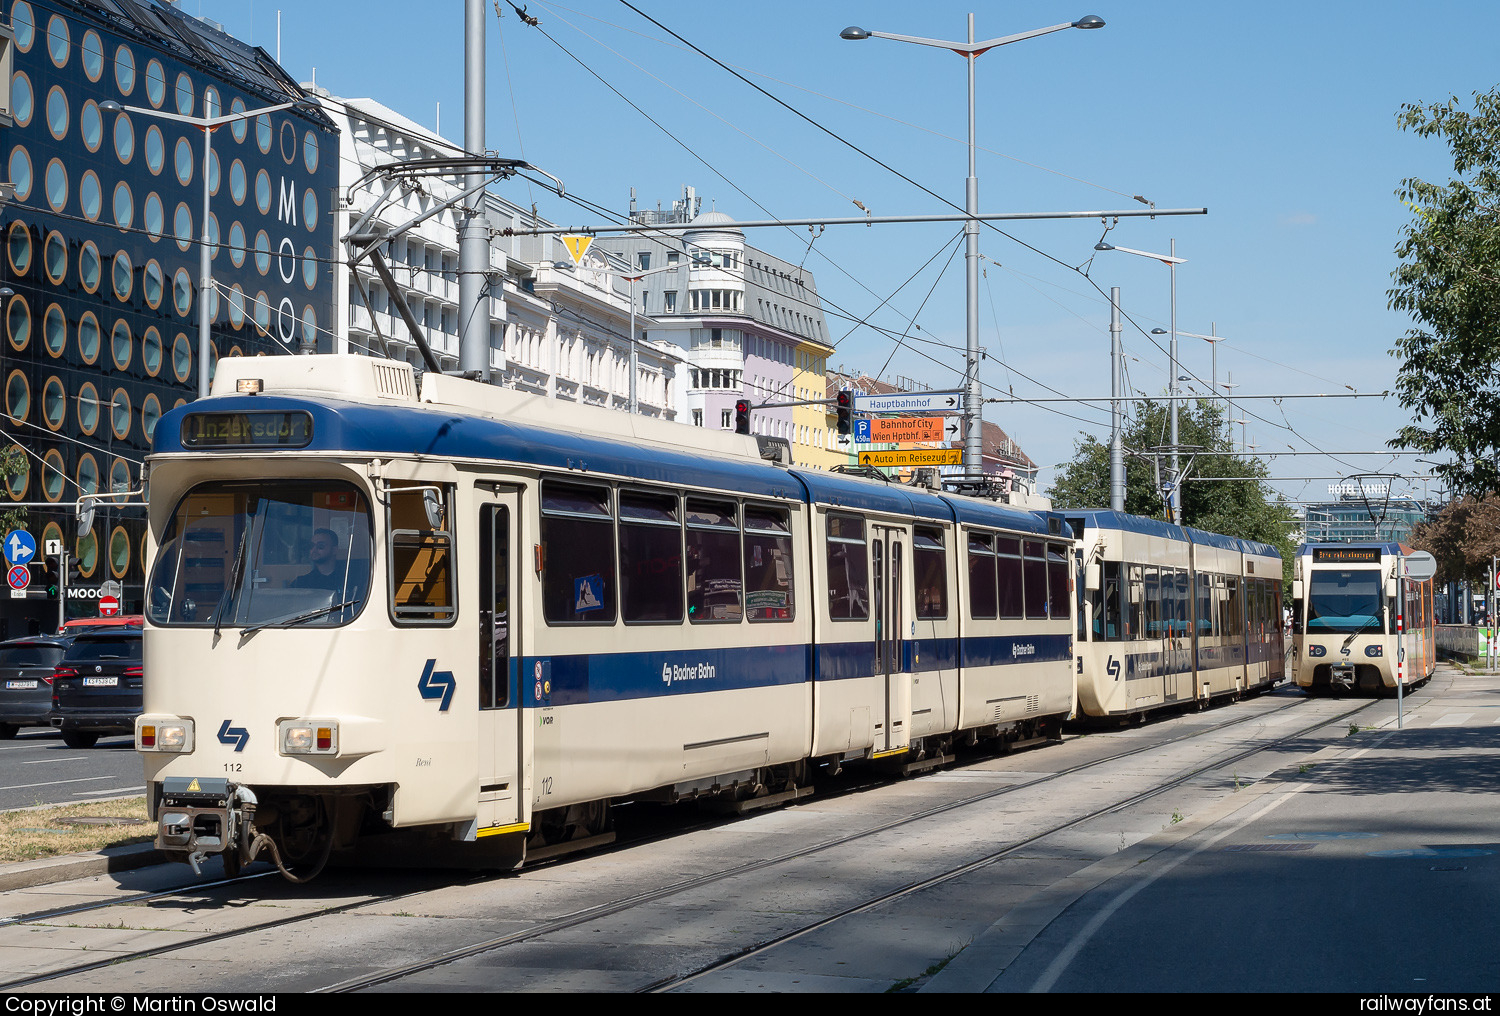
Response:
138,719,194,752
279,719,339,755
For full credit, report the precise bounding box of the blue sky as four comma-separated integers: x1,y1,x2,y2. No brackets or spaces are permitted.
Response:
187,0,1497,511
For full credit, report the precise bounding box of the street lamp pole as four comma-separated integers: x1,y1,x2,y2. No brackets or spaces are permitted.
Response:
101,97,312,398
842,13,1104,481
1095,241,1187,522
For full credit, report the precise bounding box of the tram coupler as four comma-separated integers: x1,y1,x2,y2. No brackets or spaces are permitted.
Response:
157,777,258,876
1330,664,1357,691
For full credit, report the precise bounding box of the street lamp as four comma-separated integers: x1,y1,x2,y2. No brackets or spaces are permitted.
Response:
101,96,316,399
1177,327,1227,437
844,13,1104,481
1095,240,1186,522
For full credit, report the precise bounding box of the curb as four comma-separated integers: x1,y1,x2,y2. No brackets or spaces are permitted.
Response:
0,842,163,893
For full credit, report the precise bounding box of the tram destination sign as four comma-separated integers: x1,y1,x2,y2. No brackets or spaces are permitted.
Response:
851,391,962,415
858,448,962,468
181,411,314,449
1311,547,1381,564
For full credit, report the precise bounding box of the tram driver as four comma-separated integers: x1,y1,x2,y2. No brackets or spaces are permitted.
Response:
290,528,352,593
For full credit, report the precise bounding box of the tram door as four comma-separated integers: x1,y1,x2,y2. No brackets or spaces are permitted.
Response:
477,496,524,834
871,526,912,755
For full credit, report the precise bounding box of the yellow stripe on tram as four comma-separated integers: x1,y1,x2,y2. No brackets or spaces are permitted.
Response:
477,821,530,838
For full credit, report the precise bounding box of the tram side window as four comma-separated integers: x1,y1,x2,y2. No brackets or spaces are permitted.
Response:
744,505,794,621
967,532,997,620
1023,541,1048,620
1228,578,1244,639
996,536,1023,619
1127,564,1145,640
388,484,455,625
1100,561,1124,641
1196,573,1214,635
827,513,870,621
619,490,683,624
686,498,742,623
541,482,616,625
1144,567,1161,636
1046,542,1069,620
913,527,947,620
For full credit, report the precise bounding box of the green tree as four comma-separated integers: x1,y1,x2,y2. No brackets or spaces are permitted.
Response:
1047,399,1296,569
1389,87,1500,496
0,445,27,534
1407,495,1500,587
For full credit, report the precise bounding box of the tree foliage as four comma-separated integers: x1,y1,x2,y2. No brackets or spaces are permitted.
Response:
1047,399,1296,571
1407,495,1500,586
0,446,26,535
1389,87,1500,496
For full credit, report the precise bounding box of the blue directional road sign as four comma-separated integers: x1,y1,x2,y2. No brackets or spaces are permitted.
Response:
4,530,36,567
853,418,871,443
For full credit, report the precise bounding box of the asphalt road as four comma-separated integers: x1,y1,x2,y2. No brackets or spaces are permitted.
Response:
0,726,144,810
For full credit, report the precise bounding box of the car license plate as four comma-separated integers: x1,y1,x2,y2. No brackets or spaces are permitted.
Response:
82,677,118,687
5,679,37,689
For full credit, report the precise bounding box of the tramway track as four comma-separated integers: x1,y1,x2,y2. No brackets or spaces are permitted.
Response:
644,696,1382,993
3,689,1377,993
308,692,1380,993
0,872,464,991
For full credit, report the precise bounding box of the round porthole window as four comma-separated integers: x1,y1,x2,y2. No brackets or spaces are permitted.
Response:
77,381,99,435
115,44,136,95
141,328,163,377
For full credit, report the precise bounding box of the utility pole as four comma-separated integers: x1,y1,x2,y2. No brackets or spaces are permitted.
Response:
458,0,492,381
1110,286,1124,511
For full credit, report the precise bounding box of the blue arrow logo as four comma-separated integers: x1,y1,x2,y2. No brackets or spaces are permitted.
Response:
417,659,455,712
217,719,250,752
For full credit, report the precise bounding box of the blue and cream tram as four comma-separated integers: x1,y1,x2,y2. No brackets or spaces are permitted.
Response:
1067,511,1285,719
1291,543,1435,695
136,356,1079,879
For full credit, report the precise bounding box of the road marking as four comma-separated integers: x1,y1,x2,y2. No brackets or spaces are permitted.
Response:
25,756,84,764
1,775,116,791
1431,712,1473,727
1028,783,1309,993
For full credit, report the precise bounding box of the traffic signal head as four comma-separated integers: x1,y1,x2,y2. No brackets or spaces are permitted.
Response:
734,399,751,435
836,390,852,436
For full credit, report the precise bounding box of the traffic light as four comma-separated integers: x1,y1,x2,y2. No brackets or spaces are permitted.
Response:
35,559,57,599
734,399,751,435
836,390,852,436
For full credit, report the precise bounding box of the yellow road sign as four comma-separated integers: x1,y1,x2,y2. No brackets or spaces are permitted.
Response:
562,235,594,264
867,417,946,442
857,448,962,468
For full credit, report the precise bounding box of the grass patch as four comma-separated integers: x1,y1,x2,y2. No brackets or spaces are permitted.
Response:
0,798,152,863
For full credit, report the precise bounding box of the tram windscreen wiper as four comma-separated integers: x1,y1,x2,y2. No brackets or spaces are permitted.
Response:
214,522,253,640
1342,616,1383,649
239,600,359,637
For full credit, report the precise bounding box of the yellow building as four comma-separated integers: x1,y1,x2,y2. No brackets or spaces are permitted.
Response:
790,339,844,469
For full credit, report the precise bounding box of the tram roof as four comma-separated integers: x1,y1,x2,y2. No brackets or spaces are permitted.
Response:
157,395,799,499
1065,510,1281,559
157,393,1058,534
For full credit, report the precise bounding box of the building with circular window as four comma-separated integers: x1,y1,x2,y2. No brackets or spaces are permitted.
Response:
1,0,337,632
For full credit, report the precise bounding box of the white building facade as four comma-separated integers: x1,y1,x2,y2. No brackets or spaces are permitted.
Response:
311,91,683,419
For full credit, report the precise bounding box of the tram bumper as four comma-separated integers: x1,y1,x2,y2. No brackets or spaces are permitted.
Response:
157,777,257,876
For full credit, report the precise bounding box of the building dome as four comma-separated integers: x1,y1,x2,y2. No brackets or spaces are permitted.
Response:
684,211,744,245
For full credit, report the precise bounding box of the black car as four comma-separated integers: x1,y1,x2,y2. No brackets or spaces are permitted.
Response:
0,635,73,738
50,628,143,748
